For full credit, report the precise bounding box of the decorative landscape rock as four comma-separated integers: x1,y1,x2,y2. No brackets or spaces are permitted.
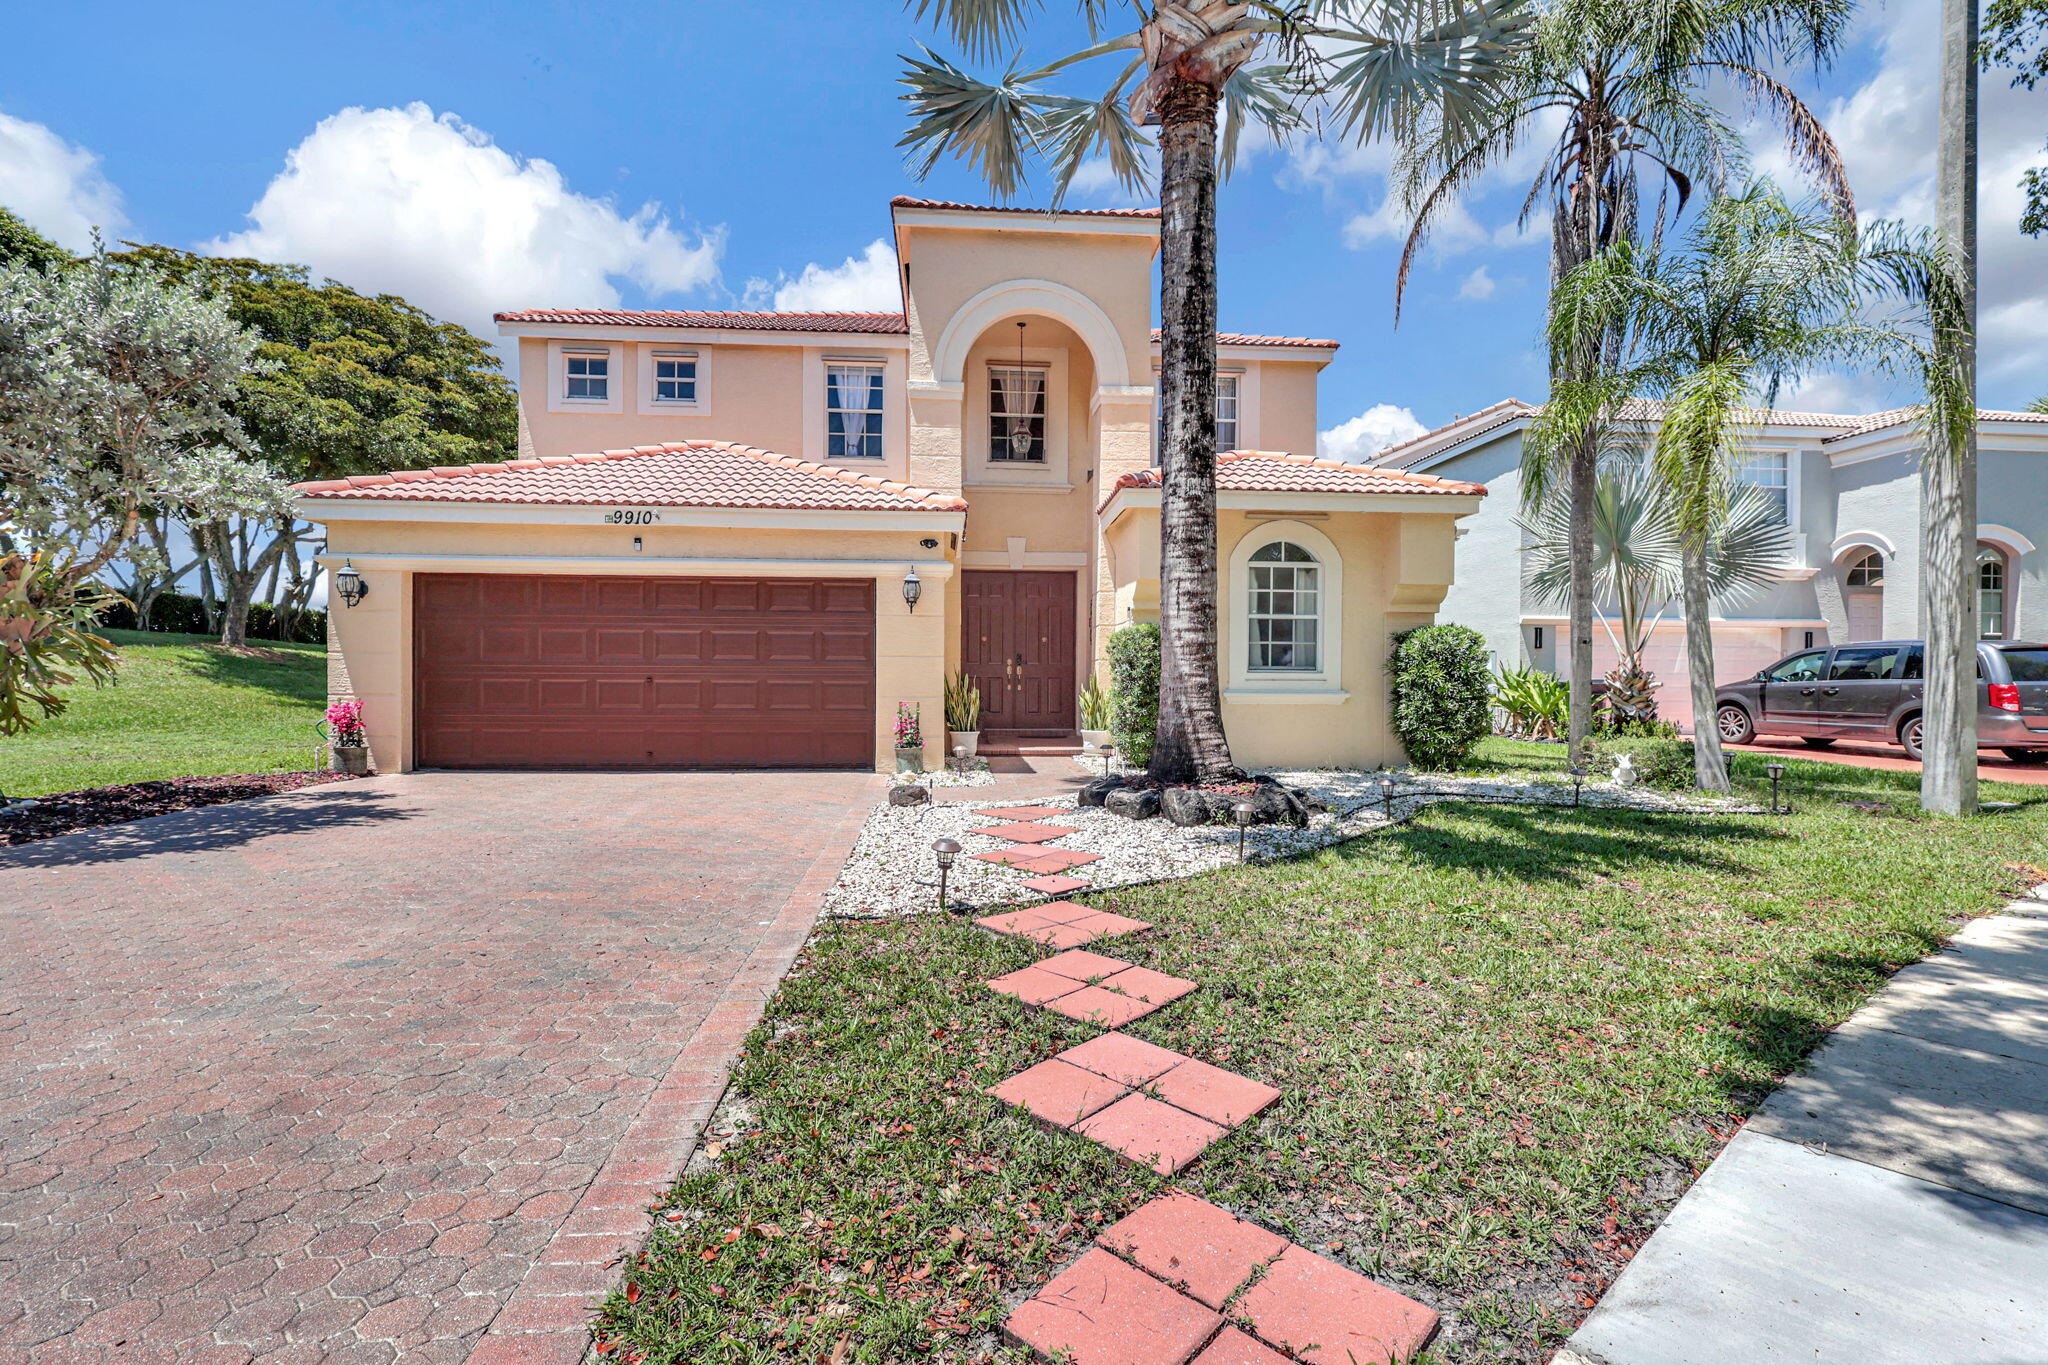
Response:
886,784,932,807
1104,787,1162,821
1077,774,1129,808
1159,787,1219,827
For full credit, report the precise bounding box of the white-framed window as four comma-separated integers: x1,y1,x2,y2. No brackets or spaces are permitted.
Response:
989,364,1048,462
1153,370,1245,451
563,350,610,401
652,353,697,404
1734,450,1791,523
1247,541,1321,672
1978,545,2010,638
826,362,885,459
1846,551,1885,588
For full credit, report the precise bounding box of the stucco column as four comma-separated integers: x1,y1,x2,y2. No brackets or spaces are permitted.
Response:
320,558,409,774
875,563,952,773
1090,386,1155,674
908,381,965,496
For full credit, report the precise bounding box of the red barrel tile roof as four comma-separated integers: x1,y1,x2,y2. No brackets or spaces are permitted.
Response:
294,441,968,512
1104,451,1484,508
1160,328,1341,350
890,195,1161,219
494,308,910,332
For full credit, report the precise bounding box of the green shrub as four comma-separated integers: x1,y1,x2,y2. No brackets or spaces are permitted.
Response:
96,591,326,642
1613,736,1695,789
1107,621,1160,767
1493,665,1567,739
1388,623,1492,771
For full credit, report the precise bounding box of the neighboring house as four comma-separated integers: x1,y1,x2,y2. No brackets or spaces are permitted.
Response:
1373,399,2048,727
294,197,1484,775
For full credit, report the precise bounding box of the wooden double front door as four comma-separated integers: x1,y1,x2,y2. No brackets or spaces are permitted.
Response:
962,570,1077,731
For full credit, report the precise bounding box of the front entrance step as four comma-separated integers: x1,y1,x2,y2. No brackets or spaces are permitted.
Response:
980,730,1085,756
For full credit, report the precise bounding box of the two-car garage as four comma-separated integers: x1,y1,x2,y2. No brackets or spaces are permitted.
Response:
411,573,877,770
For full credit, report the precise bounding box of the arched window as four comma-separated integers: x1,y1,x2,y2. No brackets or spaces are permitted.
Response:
1845,551,1885,588
1248,541,1320,672
1978,545,2009,639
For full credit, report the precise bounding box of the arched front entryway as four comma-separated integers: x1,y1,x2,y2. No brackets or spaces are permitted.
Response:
1842,549,1886,641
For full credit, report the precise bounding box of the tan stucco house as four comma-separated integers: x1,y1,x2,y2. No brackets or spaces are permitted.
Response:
295,196,1484,775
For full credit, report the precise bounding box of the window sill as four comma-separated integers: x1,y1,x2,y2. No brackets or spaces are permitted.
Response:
1223,687,1350,705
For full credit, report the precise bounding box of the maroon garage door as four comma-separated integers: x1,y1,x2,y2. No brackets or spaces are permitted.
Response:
412,574,875,770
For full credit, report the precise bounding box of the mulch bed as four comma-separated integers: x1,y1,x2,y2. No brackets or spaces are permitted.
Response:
0,772,358,847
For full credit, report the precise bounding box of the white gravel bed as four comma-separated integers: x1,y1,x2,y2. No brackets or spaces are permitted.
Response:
823,769,1754,921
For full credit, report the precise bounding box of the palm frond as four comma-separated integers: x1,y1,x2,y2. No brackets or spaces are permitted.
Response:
1037,71,1156,199
898,47,1050,197
1699,482,1799,602
1219,63,1310,173
909,0,1042,60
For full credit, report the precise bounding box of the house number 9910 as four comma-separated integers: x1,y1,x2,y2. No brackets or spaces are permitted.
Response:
602,510,660,525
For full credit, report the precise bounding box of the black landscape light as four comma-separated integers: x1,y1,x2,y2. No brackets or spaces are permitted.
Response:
1570,768,1587,807
1379,775,1396,815
932,837,961,911
334,560,369,608
1766,762,1788,815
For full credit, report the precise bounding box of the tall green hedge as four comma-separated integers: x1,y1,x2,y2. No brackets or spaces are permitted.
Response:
1107,621,1160,767
1388,623,1491,771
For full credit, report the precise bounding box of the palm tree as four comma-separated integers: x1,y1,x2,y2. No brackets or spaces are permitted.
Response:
1923,0,1981,815
899,0,1533,782
1397,0,1854,769
1523,464,1793,731
1538,182,1970,791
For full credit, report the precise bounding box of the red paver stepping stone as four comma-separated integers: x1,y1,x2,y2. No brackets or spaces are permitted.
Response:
1151,1058,1283,1127
980,821,1081,844
978,805,1069,821
973,847,1049,868
1073,1094,1229,1174
988,963,1087,1007
1004,1248,1222,1365
1232,1245,1440,1365
1047,966,1198,1026
1059,1032,1188,1087
1016,847,1103,873
974,908,1064,938
1191,1326,1294,1364
990,1058,1130,1127
975,904,1150,949
1031,900,1102,923
1021,874,1091,894
1097,1192,1288,1310
1038,948,1132,982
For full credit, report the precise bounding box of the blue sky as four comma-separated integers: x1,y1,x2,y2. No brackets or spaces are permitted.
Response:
4,0,2041,459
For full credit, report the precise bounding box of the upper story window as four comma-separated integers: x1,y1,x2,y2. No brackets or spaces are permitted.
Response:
652,353,697,404
1734,450,1790,522
1248,541,1321,672
1978,545,2009,638
826,363,885,460
989,364,1047,462
1845,551,1885,588
563,351,610,401
1154,372,1242,452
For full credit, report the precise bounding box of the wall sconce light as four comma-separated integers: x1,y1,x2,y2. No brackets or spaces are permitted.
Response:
334,560,369,608
902,567,924,613
932,837,961,912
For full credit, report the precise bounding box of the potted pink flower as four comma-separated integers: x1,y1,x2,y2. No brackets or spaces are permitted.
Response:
326,698,372,775
892,702,924,775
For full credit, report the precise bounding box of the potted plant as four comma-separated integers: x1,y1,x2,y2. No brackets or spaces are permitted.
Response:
893,702,925,775
1077,676,1114,752
944,673,982,759
326,698,372,775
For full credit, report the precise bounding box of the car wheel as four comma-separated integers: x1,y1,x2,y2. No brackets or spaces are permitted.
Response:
1800,737,1838,749
1899,714,1924,762
2001,747,2048,765
1717,704,1755,745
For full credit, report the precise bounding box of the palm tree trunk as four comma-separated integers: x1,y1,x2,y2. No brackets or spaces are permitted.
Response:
1923,0,1980,815
1681,543,1730,792
1566,438,1598,762
1149,76,1238,784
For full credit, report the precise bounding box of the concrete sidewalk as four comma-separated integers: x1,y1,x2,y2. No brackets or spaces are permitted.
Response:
1560,885,2048,1364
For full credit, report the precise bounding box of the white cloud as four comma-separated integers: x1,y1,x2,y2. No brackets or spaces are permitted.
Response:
1318,403,1430,463
1457,265,1497,301
0,110,125,250
208,103,722,337
1067,155,1156,207
747,239,900,312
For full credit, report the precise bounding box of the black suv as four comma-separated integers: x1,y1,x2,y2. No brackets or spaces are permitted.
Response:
1714,640,2048,762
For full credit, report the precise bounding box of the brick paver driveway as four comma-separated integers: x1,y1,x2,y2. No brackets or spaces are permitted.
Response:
0,770,877,1364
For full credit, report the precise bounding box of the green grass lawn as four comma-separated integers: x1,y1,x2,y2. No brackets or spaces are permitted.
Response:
0,629,328,798
593,741,2048,1364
